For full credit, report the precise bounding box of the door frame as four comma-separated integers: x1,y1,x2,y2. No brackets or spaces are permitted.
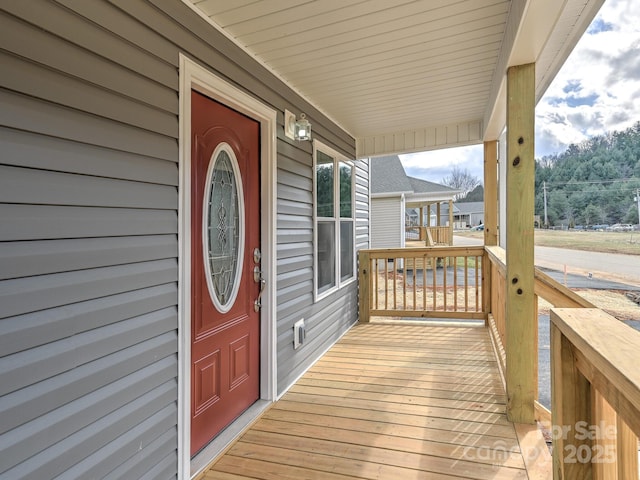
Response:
178,54,277,479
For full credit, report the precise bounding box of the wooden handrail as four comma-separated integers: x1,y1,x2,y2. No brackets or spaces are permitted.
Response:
486,245,639,476
485,245,595,308
551,308,639,478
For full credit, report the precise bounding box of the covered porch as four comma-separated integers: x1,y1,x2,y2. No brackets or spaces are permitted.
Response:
184,1,637,478
406,199,456,247
200,321,547,480
201,242,640,479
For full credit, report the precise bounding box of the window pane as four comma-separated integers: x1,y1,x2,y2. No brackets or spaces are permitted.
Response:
340,220,354,281
339,162,353,218
316,151,334,217
317,221,336,293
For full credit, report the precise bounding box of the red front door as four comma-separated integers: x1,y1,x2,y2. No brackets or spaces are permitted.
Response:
190,91,261,456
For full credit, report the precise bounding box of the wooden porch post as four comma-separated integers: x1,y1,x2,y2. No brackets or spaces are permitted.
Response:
506,63,536,424
483,140,498,246
426,204,431,226
358,250,370,322
448,199,454,245
436,203,441,227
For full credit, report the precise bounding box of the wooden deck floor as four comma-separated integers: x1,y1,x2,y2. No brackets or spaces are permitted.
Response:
200,322,549,479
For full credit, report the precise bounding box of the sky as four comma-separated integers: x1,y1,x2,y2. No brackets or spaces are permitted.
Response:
400,0,640,184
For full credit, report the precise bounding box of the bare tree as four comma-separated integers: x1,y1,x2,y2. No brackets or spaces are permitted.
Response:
441,166,481,200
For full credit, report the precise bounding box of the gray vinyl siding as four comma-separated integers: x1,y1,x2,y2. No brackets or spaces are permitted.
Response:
276,156,369,394
371,197,403,248
0,1,361,479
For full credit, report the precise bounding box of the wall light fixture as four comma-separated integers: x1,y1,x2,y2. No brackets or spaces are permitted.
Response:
285,109,312,141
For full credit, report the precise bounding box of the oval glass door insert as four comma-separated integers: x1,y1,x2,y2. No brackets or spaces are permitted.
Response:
203,143,244,313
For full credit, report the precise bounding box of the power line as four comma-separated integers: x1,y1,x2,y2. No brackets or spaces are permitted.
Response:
543,177,640,186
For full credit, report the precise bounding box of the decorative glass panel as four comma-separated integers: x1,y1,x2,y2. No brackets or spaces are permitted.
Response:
206,148,241,311
316,151,334,218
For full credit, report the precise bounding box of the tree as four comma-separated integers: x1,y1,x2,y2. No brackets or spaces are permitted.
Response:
459,184,484,202
582,204,601,226
441,166,481,200
534,122,640,225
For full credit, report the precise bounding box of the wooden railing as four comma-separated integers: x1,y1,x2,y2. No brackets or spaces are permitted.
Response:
358,246,487,322
484,246,595,382
404,226,420,241
358,243,639,475
404,226,452,245
425,226,451,246
485,245,639,478
551,308,639,479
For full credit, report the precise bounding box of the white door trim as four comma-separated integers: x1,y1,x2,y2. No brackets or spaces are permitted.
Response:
178,54,277,480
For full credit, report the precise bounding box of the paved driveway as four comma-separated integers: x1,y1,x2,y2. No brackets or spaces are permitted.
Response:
453,235,640,287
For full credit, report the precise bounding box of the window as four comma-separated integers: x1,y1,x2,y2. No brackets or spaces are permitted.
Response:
314,142,355,299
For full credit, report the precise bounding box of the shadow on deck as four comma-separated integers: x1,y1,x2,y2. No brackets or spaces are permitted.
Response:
199,322,550,479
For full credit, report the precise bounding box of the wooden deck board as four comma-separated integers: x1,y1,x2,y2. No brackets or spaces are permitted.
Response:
203,323,548,479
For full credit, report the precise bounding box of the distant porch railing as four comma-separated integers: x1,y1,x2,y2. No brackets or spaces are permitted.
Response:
404,226,452,245
425,226,452,246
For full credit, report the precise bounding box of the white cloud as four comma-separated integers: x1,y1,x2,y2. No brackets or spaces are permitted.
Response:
536,0,640,157
402,0,640,181
400,144,484,184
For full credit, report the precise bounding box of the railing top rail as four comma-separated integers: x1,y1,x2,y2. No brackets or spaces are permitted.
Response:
484,245,595,308
551,308,640,438
362,246,485,257
534,268,595,308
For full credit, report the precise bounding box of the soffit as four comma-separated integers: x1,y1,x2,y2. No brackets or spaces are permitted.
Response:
187,0,605,156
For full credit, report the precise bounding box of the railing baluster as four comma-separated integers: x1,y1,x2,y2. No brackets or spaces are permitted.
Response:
393,258,397,309
422,255,427,312
384,257,388,310
374,257,379,310
453,256,458,312
432,256,437,311
475,255,480,311
442,256,447,311
401,256,406,310
464,257,469,311
412,257,417,310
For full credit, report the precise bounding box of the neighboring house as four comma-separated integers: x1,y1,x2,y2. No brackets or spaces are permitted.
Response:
370,156,458,248
369,156,413,249
440,201,486,228
0,1,603,479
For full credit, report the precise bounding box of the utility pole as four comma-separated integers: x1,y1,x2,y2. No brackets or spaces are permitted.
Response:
543,181,549,228
636,188,640,225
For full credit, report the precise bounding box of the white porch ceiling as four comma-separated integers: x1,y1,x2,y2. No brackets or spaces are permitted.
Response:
187,0,605,158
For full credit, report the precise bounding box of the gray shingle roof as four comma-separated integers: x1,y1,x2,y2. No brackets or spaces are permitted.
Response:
454,201,485,214
407,176,458,194
370,155,457,196
370,155,412,194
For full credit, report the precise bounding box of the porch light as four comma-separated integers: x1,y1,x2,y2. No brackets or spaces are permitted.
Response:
294,113,311,141
284,109,312,141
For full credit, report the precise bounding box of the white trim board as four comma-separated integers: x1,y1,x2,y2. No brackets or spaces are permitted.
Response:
178,54,278,480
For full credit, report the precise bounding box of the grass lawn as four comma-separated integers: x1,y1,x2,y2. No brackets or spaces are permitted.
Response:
455,229,640,320
457,229,640,255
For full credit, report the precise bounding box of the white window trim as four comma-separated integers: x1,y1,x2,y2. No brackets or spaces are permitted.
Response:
313,140,356,303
